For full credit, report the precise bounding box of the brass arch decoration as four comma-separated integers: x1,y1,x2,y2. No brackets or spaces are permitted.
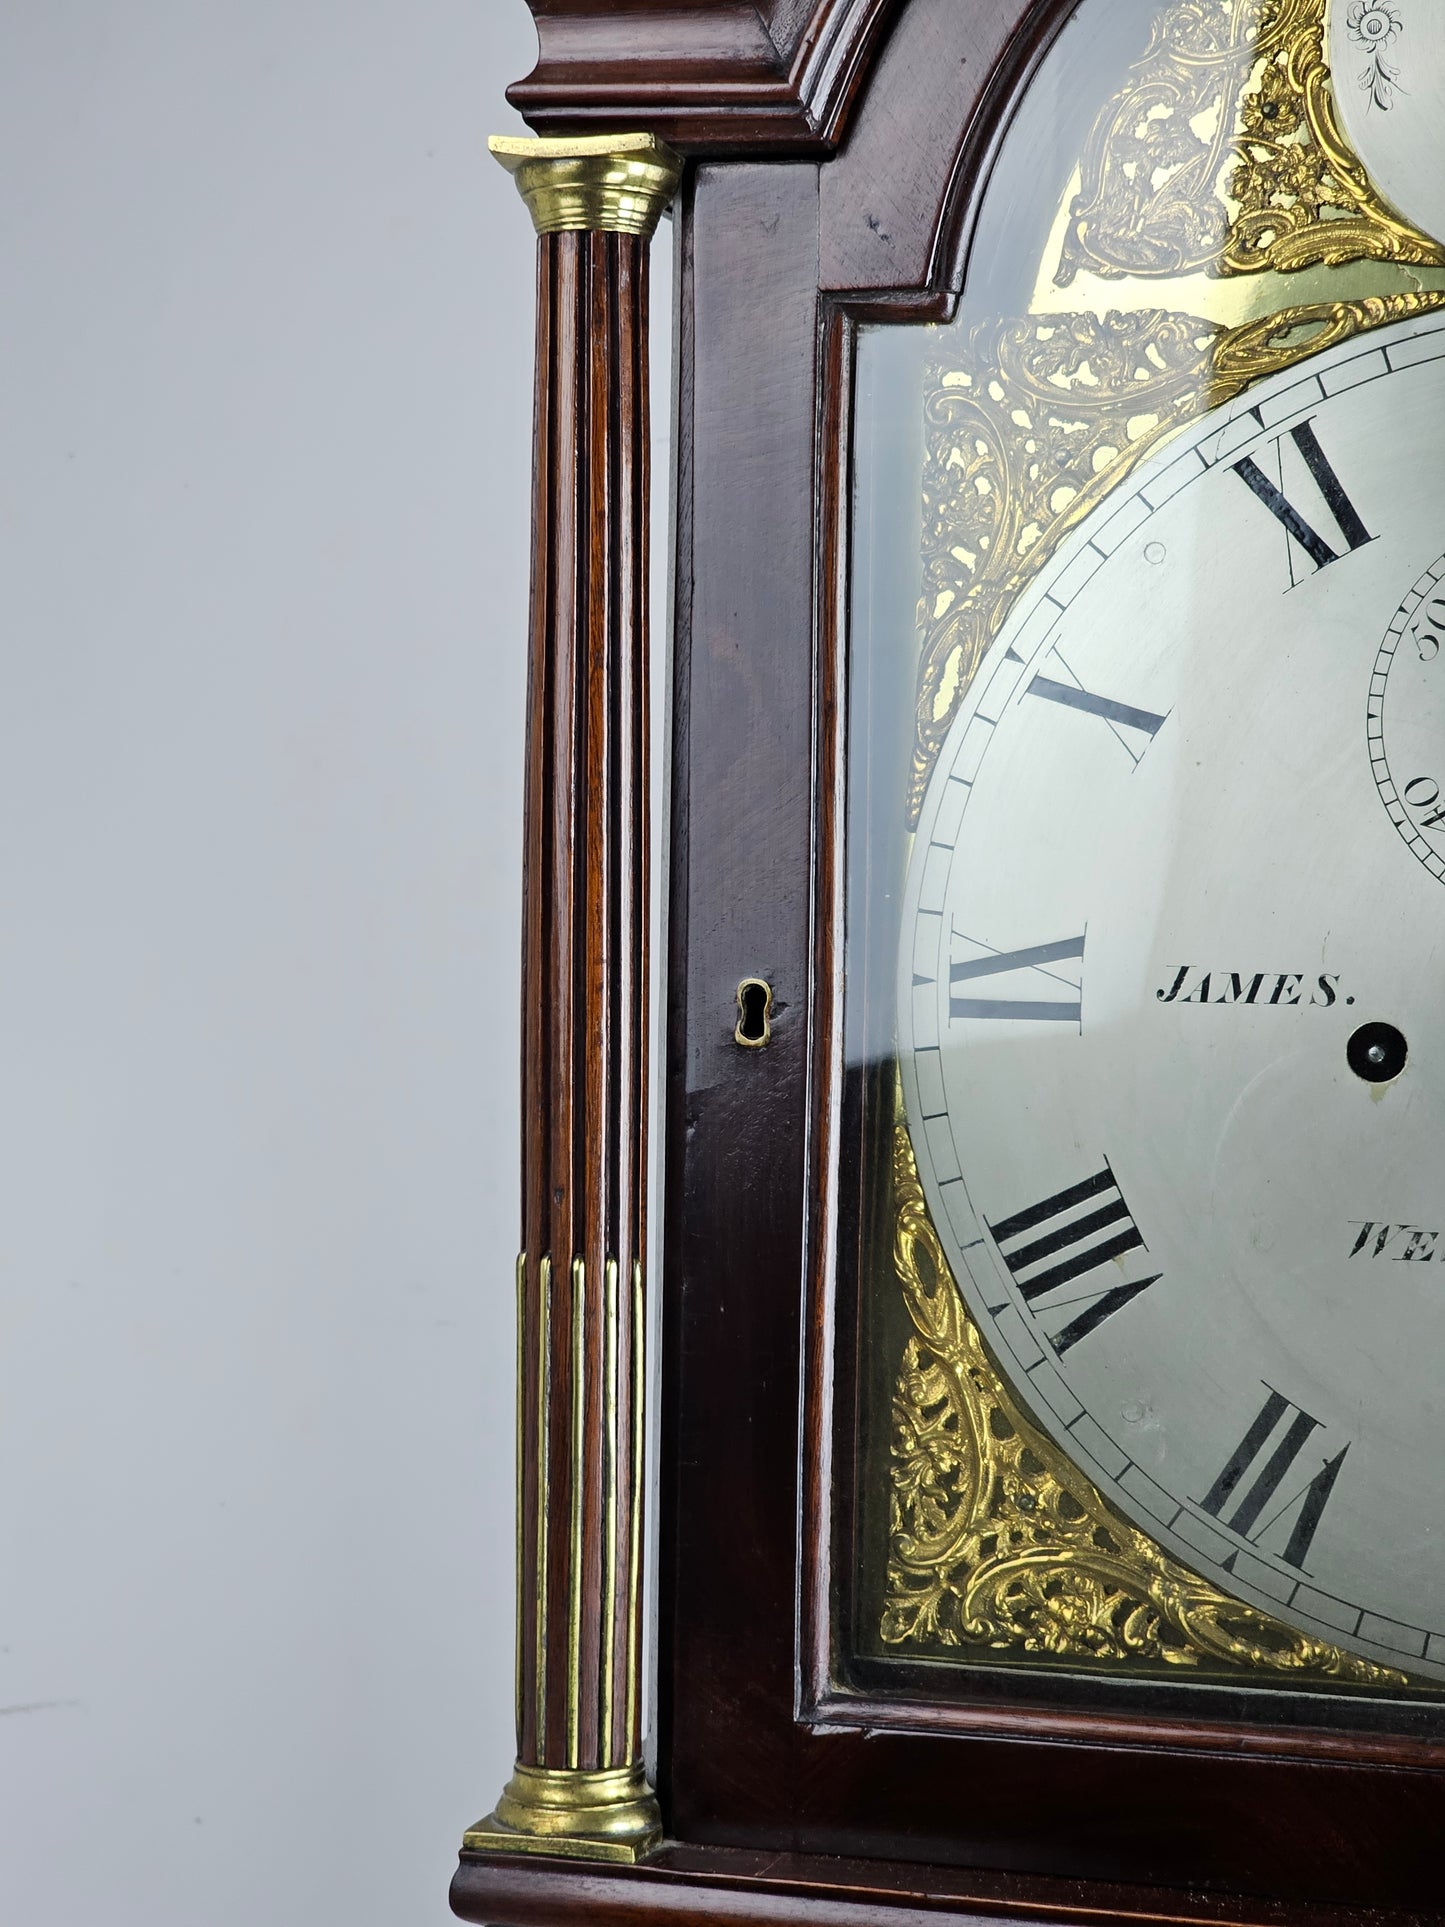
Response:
907,288,1445,819
1055,0,1445,287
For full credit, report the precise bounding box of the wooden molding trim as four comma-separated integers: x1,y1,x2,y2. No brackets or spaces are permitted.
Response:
451,1839,1389,1927
510,0,904,152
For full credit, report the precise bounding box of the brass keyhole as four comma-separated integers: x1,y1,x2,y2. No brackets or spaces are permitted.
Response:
735,978,773,1049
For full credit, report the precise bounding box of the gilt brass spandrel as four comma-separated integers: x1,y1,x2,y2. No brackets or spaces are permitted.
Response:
881,1127,1409,1685
905,0,1445,823
489,133,681,239
910,308,1217,824
1052,0,1444,298
908,288,1445,820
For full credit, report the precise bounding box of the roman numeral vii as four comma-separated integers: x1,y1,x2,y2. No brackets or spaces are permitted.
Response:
1198,1386,1348,1571
1231,418,1372,583
987,1164,1159,1354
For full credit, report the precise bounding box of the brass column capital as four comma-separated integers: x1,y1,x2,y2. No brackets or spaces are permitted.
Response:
489,132,681,238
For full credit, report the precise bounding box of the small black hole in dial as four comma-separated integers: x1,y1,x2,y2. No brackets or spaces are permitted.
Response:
1347,1020,1408,1084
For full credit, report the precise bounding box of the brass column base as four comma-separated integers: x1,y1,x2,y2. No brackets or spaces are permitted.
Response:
463,1762,663,1865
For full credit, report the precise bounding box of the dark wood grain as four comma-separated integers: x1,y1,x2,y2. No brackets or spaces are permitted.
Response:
516,226,652,1775
510,0,903,151
657,153,824,1831
452,1841,1444,1927
465,1,1445,1919
817,0,1071,311
646,0,1445,1909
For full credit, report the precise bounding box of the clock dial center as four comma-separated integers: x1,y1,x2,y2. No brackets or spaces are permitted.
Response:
1349,1019,1410,1083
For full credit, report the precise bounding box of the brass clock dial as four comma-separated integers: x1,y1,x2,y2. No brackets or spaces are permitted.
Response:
898,308,1445,1680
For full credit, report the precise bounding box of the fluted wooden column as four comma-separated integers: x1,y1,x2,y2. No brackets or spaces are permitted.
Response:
464,133,680,1866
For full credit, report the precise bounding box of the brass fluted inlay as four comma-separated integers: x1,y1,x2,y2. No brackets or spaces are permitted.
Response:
514,1253,526,1745
489,133,681,239
601,1257,620,1766
883,1127,1408,1684
625,1260,644,1759
473,1249,659,1860
567,1257,586,1769
533,1255,552,1759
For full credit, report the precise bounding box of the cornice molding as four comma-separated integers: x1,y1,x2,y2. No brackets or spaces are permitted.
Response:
509,0,904,153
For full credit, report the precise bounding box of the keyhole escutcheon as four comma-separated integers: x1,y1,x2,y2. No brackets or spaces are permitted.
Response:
735,978,773,1049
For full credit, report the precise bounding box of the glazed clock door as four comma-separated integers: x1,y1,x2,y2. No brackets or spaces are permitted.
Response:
835,0,1445,1738
896,315,1445,1679
652,0,1445,1911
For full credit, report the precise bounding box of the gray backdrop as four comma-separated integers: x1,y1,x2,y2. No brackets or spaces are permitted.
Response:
0,6,672,1921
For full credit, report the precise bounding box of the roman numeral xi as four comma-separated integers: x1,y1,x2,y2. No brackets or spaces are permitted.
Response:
1231,417,1372,582
1199,1387,1348,1572
987,1165,1159,1355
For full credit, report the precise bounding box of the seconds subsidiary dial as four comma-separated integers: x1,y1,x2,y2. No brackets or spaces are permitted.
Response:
898,310,1445,1680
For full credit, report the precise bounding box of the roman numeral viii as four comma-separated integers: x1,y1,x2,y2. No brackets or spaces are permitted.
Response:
1198,1386,1348,1571
948,931,1085,1024
1230,418,1372,583
987,1164,1159,1354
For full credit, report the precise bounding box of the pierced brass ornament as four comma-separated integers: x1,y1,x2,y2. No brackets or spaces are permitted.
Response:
882,1126,1409,1684
906,0,1445,821
489,133,681,239
1056,0,1444,289
911,309,1215,823
908,288,1445,820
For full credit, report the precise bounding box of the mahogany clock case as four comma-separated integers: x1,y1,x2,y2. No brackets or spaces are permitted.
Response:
456,0,1445,1920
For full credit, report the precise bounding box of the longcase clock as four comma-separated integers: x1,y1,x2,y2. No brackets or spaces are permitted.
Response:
453,4,1445,1922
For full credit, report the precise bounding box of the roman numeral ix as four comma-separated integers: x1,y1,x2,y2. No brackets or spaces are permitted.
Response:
987,1164,1159,1355
948,931,1085,1025
1198,1386,1348,1572
1230,417,1372,584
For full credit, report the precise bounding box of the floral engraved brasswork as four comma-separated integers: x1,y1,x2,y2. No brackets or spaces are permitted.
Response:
882,1126,1409,1683
1348,1,1403,110
1055,0,1439,284
908,291,1445,821
911,311,1216,822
